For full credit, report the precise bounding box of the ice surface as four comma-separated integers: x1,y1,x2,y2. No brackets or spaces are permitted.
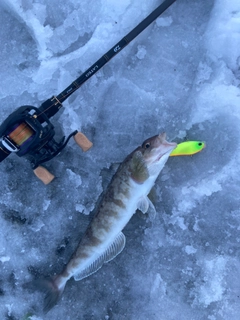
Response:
0,0,240,319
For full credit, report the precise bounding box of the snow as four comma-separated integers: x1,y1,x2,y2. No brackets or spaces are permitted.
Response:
0,0,240,319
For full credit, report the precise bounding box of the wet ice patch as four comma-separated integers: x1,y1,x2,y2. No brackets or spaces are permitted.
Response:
191,74,240,125
150,273,167,299
195,61,213,86
205,0,240,70
75,203,87,214
43,199,51,211
156,16,173,27
66,168,82,187
185,245,197,255
195,256,227,306
100,0,131,17
2,1,53,60
0,256,10,263
136,45,147,60
174,178,222,215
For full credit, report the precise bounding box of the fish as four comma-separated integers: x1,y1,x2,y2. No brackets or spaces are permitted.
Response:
170,140,205,156
39,132,177,312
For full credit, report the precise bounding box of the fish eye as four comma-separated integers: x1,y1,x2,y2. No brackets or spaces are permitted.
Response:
144,142,151,149
198,142,203,146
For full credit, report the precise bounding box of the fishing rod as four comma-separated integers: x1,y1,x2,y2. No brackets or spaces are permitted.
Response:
0,0,176,184
39,0,176,119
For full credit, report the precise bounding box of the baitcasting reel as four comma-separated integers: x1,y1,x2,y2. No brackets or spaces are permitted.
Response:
0,103,92,184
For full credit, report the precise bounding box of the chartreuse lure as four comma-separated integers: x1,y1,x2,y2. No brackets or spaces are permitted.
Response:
170,141,205,156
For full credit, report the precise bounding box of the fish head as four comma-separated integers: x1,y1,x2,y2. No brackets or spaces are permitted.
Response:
140,132,177,172
127,133,176,184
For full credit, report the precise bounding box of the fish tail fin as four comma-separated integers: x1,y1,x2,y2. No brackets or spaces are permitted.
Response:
34,275,66,313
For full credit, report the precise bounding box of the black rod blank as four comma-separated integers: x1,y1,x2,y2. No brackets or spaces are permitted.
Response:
39,0,176,118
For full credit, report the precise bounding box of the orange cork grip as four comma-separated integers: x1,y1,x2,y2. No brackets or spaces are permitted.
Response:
33,166,55,185
74,132,93,152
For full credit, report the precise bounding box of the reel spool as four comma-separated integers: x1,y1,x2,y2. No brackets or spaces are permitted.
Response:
0,106,92,184
5,122,35,154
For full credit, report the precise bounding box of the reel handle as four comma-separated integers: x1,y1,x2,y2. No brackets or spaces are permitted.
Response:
74,132,93,152
33,166,55,185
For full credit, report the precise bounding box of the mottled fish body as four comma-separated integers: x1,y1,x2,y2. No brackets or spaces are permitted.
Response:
41,133,176,312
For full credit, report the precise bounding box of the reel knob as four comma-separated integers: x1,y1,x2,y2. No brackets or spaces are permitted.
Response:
74,132,93,152
33,166,55,185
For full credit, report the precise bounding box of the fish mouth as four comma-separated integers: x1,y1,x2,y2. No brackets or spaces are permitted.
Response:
144,132,177,164
153,139,177,162
157,133,177,158
156,143,177,161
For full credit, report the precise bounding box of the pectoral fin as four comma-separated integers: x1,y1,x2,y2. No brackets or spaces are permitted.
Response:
137,196,149,214
137,196,157,219
147,197,157,221
74,232,126,281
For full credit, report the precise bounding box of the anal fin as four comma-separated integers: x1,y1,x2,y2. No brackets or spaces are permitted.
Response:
74,232,126,281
